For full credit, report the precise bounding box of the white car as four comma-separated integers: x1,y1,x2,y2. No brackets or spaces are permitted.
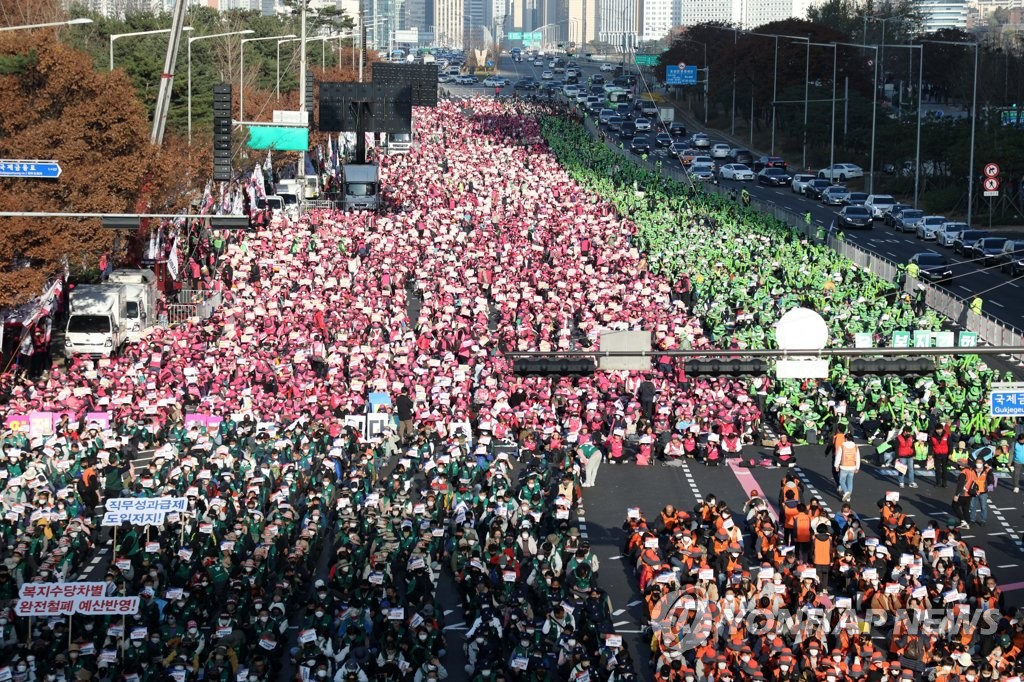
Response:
864,194,896,220
634,117,652,131
936,221,968,247
482,77,502,87
562,84,579,96
541,71,554,80
600,63,616,72
791,173,816,194
710,143,731,159
817,163,864,181
719,163,754,181
533,60,544,67
916,215,947,240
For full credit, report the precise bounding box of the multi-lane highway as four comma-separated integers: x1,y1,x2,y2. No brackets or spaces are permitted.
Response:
445,55,1024,333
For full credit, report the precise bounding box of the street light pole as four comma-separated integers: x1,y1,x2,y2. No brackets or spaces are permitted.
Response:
241,35,295,124
803,41,810,170
0,17,92,32
766,34,809,157
110,27,193,71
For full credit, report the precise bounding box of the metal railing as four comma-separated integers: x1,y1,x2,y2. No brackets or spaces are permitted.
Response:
167,290,222,326
574,115,1024,363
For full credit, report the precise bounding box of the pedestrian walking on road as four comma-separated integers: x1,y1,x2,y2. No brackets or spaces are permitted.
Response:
834,439,860,502
930,422,951,488
1011,432,1024,492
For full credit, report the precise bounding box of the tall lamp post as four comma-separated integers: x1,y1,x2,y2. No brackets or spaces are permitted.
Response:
276,34,349,99
241,34,295,123
188,29,254,144
808,42,838,174
0,17,92,32
110,27,193,71
921,39,979,225
880,44,923,207
766,33,810,156
832,41,879,193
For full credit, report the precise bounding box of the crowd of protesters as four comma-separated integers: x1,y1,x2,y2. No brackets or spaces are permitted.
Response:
0,95,1019,682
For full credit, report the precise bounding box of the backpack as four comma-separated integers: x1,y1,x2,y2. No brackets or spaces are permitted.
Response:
903,637,924,661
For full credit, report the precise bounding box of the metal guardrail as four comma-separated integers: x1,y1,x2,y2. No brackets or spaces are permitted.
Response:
167,290,222,326
575,115,1024,364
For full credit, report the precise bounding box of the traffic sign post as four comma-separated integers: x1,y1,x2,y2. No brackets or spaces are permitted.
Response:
983,162,1000,178
0,160,62,179
665,64,697,86
634,54,658,67
990,382,1024,417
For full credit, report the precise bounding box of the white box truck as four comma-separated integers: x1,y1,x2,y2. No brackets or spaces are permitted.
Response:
106,269,158,342
383,132,413,155
64,284,128,358
342,164,380,211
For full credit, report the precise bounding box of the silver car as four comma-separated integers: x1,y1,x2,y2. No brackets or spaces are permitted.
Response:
916,215,947,240
821,185,850,206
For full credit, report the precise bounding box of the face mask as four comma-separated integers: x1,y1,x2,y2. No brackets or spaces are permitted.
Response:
219,618,230,626
188,628,198,636
260,616,269,623
16,666,26,673
315,611,324,618
84,624,93,631
149,571,158,577
419,634,428,642
317,591,327,598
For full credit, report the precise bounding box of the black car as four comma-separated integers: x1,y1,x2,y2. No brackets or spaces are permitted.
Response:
513,78,538,90
909,251,953,283
1004,255,1024,276
753,155,788,172
802,178,832,199
883,203,912,227
757,167,792,186
668,122,687,138
606,116,625,133
620,122,637,139
630,136,651,154
953,230,991,255
732,149,754,165
968,237,1008,265
845,192,869,207
591,75,605,85
836,205,873,229
654,132,673,148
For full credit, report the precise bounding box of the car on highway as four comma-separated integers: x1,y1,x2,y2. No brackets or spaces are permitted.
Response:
438,73,454,83
916,215,947,240
669,141,689,157
820,185,850,206
655,132,673,147
936,221,968,248
835,205,873,229
689,162,716,182
999,240,1024,273
456,74,478,84
514,78,538,90
575,92,590,104
953,229,991,255
630,136,651,154
533,59,544,67
909,251,953,284
882,203,912,227
600,63,616,72
710,143,732,159
482,76,503,87
585,96,603,111
620,122,637,139
802,178,832,199
678,149,701,166
967,237,1008,265
895,208,925,233
818,163,864,181
691,132,712,149
757,168,792,186
562,84,579,96
730,149,754,165
845,192,869,207
864,194,897,220
634,117,652,132
719,163,755,181
668,122,687,138
791,174,816,194
590,75,605,85
606,116,626,133
541,70,554,80
753,156,788,172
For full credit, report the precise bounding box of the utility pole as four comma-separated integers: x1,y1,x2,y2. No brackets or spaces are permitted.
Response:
150,0,188,146
359,0,366,82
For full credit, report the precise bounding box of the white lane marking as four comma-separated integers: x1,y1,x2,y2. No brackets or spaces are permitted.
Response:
999,564,1019,569
991,300,1005,308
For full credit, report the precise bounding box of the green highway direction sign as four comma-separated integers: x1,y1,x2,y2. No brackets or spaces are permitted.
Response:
634,54,658,66
507,31,542,41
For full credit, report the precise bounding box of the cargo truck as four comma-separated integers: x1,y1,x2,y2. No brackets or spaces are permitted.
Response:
342,164,380,211
64,284,128,358
106,269,158,342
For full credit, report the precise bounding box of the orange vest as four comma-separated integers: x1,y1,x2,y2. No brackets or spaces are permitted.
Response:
813,536,832,566
794,513,812,543
840,441,858,468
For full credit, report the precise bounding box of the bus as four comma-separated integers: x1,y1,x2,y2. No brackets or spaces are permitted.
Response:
606,89,633,107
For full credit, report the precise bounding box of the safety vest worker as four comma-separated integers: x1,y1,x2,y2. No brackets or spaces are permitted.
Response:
838,441,860,470
971,297,983,315
907,262,920,279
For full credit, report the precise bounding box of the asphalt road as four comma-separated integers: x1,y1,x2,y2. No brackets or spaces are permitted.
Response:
446,55,1024,333
578,446,1024,681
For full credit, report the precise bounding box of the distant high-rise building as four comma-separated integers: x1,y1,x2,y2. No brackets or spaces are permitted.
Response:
675,0,822,27
435,0,465,46
598,0,640,51
639,0,675,43
567,0,597,47
918,0,968,29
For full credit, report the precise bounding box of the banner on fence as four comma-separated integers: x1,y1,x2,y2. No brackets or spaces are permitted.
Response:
13,582,137,617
